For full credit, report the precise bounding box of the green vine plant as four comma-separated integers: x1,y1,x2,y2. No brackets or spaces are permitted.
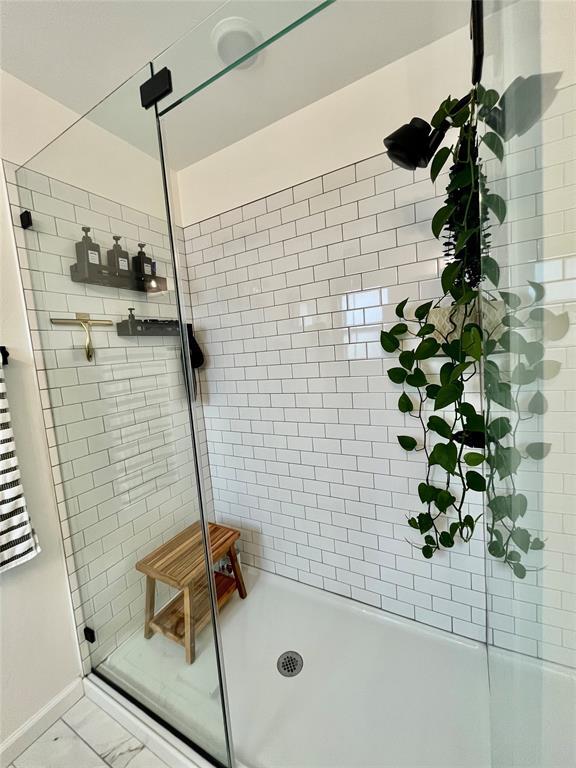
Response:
380,85,568,577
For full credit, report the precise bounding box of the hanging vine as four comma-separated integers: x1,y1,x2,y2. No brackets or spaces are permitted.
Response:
380,85,568,577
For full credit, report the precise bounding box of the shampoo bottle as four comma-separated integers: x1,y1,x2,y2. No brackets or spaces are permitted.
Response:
132,242,154,278
75,226,102,279
107,235,131,277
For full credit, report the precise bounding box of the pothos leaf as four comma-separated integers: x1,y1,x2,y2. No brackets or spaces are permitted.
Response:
422,545,434,559
528,391,547,415
429,442,458,474
488,417,512,439
418,512,434,533
441,261,462,295
388,367,407,384
398,393,413,413
432,204,455,239
415,301,433,320
511,528,531,554
525,442,551,460
481,131,504,161
427,415,452,439
415,338,440,360
436,491,456,513
395,298,409,318
485,193,507,224
439,531,455,547
499,291,522,309
512,562,527,579
434,382,463,410
464,452,485,466
466,470,486,492
430,146,452,183
527,280,545,303
406,368,427,388
380,330,400,353
483,256,500,287
480,88,500,110
399,350,415,370
398,435,417,451
418,483,439,504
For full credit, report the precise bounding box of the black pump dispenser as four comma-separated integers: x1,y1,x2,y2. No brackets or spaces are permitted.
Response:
107,235,131,276
75,226,102,279
132,242,154,278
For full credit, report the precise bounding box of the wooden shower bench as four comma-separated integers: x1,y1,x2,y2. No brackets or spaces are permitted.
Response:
135,522,246,664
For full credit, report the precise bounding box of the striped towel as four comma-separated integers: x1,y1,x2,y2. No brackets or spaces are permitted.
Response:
0,360,41,573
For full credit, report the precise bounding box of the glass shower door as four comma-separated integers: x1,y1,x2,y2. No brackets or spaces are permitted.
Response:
480,1,576,765
10,64,232,766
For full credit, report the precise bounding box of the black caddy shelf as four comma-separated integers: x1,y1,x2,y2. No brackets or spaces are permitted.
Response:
117,318,180,337
70,263,168,293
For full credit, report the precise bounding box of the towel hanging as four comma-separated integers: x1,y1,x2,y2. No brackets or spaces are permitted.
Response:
0,360,41,574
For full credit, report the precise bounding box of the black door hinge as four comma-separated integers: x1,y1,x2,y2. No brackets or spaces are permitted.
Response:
140,67,173,110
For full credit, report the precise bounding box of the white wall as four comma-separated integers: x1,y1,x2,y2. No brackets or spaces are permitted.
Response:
0,67,176,764
175,23,470,225
0,69,178,222
0,167,82,765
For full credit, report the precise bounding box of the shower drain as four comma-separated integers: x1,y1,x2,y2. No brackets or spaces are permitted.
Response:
277,651,303,677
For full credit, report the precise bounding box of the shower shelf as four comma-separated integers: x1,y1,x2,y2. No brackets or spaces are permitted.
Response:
69,264,168,293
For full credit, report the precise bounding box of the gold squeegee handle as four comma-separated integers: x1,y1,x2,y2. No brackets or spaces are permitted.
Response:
50,313,113,361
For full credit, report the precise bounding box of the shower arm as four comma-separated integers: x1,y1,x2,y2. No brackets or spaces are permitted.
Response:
50,313,113,361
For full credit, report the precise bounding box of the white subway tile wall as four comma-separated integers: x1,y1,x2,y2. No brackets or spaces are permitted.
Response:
183,152,488,643
4,160,211,673
184,92,575,664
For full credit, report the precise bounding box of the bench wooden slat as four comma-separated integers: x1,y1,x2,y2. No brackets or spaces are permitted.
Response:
135,521,240,589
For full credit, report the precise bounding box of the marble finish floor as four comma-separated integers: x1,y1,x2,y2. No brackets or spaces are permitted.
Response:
10,696,171,768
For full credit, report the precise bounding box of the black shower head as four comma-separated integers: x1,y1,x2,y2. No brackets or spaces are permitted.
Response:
384,94,471,171
383,117,446,171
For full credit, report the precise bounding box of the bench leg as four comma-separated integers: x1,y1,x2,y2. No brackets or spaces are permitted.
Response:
229,545,247,599
183,585,196,664
144,576,155,639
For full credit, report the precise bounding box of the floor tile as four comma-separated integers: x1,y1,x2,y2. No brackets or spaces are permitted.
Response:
63,697,159,768
123,748,171,768
14,719,106,768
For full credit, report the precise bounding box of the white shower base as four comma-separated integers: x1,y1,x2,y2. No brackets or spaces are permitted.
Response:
99,566,491,768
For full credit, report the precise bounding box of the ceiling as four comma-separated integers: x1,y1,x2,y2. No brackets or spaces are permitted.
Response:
0,0,474,171
0,0,226,114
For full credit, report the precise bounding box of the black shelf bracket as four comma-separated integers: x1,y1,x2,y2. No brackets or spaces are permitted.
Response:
140,67,173,110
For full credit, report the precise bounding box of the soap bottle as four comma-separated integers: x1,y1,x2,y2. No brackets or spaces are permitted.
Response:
107,235,131,277
75,226,102,279
132,242,154,279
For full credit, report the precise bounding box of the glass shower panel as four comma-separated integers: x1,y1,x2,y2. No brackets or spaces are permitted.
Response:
152,0,333,114
11,65,231,766
481,1,576,766
159,3,490,767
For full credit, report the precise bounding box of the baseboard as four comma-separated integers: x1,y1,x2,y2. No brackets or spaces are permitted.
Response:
0,677,83,767
84,675,237,768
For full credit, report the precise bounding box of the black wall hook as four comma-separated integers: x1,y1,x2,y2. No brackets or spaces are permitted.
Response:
0,346,9,366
